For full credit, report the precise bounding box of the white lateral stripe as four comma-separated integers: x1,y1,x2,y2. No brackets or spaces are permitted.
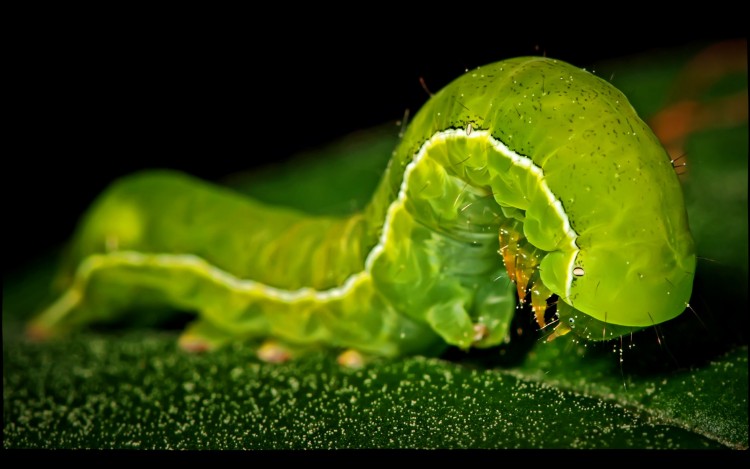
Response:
472,129,578,249
80,251,369,303
81,129,578,303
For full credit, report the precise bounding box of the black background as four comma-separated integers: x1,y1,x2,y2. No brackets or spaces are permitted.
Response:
5,9,746,275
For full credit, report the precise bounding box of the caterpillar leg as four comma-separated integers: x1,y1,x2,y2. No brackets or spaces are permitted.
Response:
529,276,572,342
499,221,556,332
498,221,572,342
178,319,236,353
256,340,295,364
544,322,572,342
182,332,330,364
336,349,366,368
254,341,366,367
254,343,366,367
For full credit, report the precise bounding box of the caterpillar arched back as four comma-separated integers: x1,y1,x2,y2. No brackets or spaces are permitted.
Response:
27,57,696,360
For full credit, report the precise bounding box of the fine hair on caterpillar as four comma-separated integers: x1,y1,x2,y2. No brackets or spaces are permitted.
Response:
27,57,696,365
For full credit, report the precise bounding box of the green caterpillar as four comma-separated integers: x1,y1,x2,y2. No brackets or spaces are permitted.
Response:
27,57,696,361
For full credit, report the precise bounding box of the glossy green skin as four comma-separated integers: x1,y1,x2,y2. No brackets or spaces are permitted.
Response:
29,57,695,355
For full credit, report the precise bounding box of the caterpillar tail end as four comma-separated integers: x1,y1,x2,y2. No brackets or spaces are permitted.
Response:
25,322,55,342
25,289,82,342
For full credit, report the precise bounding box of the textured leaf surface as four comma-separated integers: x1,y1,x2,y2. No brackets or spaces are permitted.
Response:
3,331,744,449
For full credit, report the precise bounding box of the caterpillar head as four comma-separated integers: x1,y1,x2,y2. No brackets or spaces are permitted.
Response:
541,233,696,340
538,148,697,341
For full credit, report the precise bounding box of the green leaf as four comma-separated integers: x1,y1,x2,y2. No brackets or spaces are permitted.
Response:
4,43,747,449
